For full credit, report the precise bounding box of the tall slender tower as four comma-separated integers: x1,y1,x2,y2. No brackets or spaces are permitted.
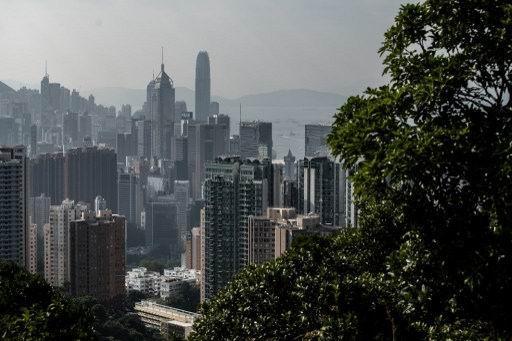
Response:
150,50,175,159
195,51,211,122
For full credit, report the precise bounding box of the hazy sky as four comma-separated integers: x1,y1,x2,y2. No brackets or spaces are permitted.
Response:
1,0,407,98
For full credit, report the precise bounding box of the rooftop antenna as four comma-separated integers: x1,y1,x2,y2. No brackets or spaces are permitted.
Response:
45,60,48,77
239,103,242,129
161,46,164,71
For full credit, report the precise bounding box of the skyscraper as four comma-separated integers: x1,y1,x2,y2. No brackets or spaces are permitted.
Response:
298,157,346,226
44,199,88,287
305,124,331,157
65,147,117,211
149,56,175,159
0,146,28,266
30,152,65,205
28,194,50,273
240,121,273,159
203,157,273,299
195,51,211,122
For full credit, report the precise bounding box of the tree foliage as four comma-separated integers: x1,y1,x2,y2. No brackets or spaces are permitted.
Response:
191,1,512,339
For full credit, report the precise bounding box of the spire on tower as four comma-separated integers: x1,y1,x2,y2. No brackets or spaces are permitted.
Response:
45,60,48,77
161,46,164,71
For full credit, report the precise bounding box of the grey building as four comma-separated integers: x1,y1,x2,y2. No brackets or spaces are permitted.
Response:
240,121,272,159
0,146,28,266
203,157,273,299
195,51,211,122
305,124,331,157
298,157,346,226
118,171,143,227
30,152,65,204
149,61,175,159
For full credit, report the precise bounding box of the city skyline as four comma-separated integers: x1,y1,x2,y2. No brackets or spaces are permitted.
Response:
1,0,407,98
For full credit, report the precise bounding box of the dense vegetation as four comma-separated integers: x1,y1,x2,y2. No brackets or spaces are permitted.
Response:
158,282,201,313
0,261,162,340
191,1,512,339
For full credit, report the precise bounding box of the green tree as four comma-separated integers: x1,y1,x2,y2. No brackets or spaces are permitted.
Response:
190,1,512,339
0,261,94,340
159,282,200,312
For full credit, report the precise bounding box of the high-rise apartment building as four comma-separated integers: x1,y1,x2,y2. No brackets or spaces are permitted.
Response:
0,146,28,266
30,152,65,204
203,157,273,299
305,124,331,157
174,180,190,242
195,51,211,122
65,147,117,211
28,194,50,272
68,210,125,301
44,199,88,287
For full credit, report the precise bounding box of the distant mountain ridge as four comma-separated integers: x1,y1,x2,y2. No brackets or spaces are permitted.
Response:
1,79,346,112
88,87,346,112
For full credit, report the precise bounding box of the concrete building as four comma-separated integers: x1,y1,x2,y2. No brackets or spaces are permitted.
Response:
65,147,117,211
27,224,37,274
298,157,346,226
203,157,273,300
305,124,331,157
28,194,51,273
148,59,175,159
68,210,126,301
126,267,161,296
144,198,178,252
174,180,190,242
30,152,65,205
0,146,28,266
134,301,199,339
118,171,143,227
195,51,211,122
240,121,272,159
44,199,88,287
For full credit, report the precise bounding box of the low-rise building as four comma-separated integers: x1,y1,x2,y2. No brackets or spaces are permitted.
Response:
134,300,199,339
126,267,198,298
125,267,161,296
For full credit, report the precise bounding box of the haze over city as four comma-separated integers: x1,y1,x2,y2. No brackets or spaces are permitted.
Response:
1,0,405,98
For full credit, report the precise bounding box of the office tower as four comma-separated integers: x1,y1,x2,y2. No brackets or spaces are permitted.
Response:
121,104,132,118
44,199,88,287
173,136,188,180
195,51,211,122
283,149,296,180
28,194,50,273
95,195,107,214
60,86,70,111
229,135,240,155
203,157,273,299
30,152,65,204
78,112,92,144
70,89,80,113
118,171,142,227
0,146,28,266
283,179,298,209
65,147,117,211
30,124,37,157
63,111,79,146
69,210,126,301
272,162,284,207
305,124,331,157
174,180,190,242
144,199,178,251
209,101,219,115
187,121,229,198
149,58,175,159
136,119,152,159
209,114,230,151
175,101,188,122
298,157,346,226
0,117,19,145
240,121,272,159
247,216,275,265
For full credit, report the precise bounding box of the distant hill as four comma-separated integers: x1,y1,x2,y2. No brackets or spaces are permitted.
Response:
89,87,346,112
